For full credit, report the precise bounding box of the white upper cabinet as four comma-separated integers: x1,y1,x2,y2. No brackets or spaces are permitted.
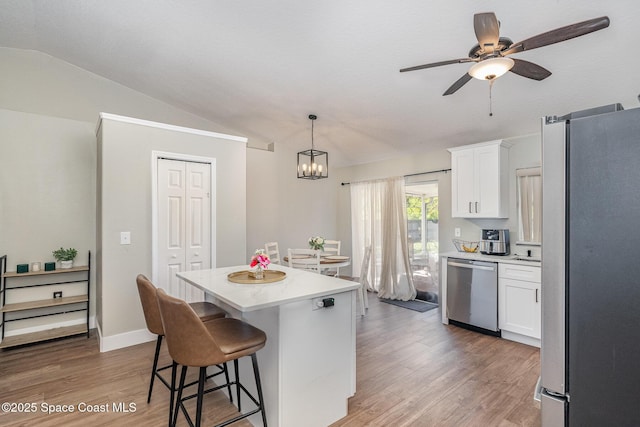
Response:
448,140,511,218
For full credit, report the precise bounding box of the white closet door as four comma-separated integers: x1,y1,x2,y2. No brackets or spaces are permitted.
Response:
184,161,210,302
157,159,210,302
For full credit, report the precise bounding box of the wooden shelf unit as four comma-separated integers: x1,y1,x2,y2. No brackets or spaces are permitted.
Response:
0,251,91,349
0,324,87,349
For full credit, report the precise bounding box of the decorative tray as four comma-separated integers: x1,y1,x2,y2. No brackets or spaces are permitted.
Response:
227,270,286,284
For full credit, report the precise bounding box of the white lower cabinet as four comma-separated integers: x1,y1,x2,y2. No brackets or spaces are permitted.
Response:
498,263,541,347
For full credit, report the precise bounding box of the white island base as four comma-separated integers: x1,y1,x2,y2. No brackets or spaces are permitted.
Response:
177,265,358,427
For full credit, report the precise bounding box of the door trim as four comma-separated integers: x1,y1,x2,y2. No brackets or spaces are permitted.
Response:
151,151,217,285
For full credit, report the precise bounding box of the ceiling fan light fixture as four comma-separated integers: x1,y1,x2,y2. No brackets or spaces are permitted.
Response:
468,57,515,80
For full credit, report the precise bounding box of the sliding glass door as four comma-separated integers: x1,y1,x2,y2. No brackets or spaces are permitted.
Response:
406,181,439,304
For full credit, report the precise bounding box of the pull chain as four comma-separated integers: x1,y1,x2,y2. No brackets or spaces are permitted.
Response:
489,79,494,117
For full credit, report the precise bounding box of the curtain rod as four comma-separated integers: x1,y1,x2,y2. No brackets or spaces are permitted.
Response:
340,168,451,186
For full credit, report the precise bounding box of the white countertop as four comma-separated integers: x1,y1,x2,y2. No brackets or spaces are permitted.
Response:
441,251,541,266
177,264,361,312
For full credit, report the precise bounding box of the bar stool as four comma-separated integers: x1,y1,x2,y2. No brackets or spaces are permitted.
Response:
136,274,230,424
156,288,268,427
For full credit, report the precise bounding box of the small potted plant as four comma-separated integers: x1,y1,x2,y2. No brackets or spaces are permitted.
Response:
52,247,78,269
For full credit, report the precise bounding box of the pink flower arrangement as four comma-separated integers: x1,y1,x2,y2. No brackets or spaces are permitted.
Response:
250,249,271,269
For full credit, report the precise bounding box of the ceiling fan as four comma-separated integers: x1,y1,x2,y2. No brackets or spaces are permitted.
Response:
400,13,610,96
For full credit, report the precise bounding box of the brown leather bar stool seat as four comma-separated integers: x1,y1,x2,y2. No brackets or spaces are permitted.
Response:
136,274,228,404
156,288,268,427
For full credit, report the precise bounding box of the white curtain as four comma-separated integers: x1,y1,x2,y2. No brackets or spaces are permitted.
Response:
517,167,542,243
351,177,416,301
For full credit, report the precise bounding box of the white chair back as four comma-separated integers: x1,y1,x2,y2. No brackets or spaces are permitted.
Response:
322,240,341,276
264,242,281,265
287,248,321,273
322,240,340,256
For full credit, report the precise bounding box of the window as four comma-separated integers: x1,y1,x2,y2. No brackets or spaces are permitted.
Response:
517,167,541,244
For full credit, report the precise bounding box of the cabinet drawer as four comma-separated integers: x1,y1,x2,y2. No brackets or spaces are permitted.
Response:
499,263,541,282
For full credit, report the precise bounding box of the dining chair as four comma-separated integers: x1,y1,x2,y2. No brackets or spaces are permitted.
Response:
287,248,321,273
322,239,341,276
156,288,268,427
264,241,281,265
358,246,372,316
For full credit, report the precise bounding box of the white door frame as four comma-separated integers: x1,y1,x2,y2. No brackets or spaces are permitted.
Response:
151,150,217,285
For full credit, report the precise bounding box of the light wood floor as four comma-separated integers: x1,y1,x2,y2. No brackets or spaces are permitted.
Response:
0,296,540,427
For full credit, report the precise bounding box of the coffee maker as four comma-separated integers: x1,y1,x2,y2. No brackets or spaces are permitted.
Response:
479,229,510,255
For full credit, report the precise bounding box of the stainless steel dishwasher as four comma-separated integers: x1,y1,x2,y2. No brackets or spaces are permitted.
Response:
446,258,499,335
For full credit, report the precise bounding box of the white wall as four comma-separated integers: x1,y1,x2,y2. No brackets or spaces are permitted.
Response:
0,49,254,346
246,143,339,263
97,116,246,340
0,48,337,346
0,109,95,266
0,109,96,333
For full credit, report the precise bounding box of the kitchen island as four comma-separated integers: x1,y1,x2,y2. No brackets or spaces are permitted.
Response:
177,264,360,427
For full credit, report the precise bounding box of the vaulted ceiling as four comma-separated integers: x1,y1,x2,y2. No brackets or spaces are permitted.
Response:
2,1,638,166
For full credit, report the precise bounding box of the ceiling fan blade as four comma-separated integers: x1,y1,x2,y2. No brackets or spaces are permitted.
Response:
474,12,500,53
510,58,552,81
443,73,473,96
503,16,610,56
400,58,473,73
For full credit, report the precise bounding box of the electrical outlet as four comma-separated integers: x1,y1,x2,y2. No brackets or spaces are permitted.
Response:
120,231,131,245
455,227,461,237
53,291,62,299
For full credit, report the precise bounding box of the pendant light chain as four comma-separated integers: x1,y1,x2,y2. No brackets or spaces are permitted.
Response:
311,117,314,150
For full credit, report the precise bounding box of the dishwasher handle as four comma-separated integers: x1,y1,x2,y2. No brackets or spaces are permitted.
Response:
447,260,496,271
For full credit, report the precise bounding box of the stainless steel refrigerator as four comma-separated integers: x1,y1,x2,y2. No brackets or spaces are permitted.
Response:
541,104,640,426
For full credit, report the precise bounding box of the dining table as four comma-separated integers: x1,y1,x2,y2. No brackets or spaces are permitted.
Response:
282,254,351,271
176,264,360,427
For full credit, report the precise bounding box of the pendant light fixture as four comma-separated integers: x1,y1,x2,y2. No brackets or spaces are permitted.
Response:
297,114,328,179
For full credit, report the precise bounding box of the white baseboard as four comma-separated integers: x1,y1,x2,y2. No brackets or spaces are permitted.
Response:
97,324,155,353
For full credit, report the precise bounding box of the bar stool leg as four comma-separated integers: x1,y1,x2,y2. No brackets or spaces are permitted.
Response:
196,367,206,427
252,353,268,427
169,361,177,427
173,366,188,427
234,359,241,412
223,362,233,403
148,335,163,403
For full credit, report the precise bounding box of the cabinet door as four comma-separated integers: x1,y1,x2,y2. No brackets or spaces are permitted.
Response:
449,140,509,218
451,148,476,217
499,278,541,338
475,144,502,217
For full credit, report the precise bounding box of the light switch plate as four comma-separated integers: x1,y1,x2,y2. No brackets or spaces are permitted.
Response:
120,231,131,245
454,227,461,237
